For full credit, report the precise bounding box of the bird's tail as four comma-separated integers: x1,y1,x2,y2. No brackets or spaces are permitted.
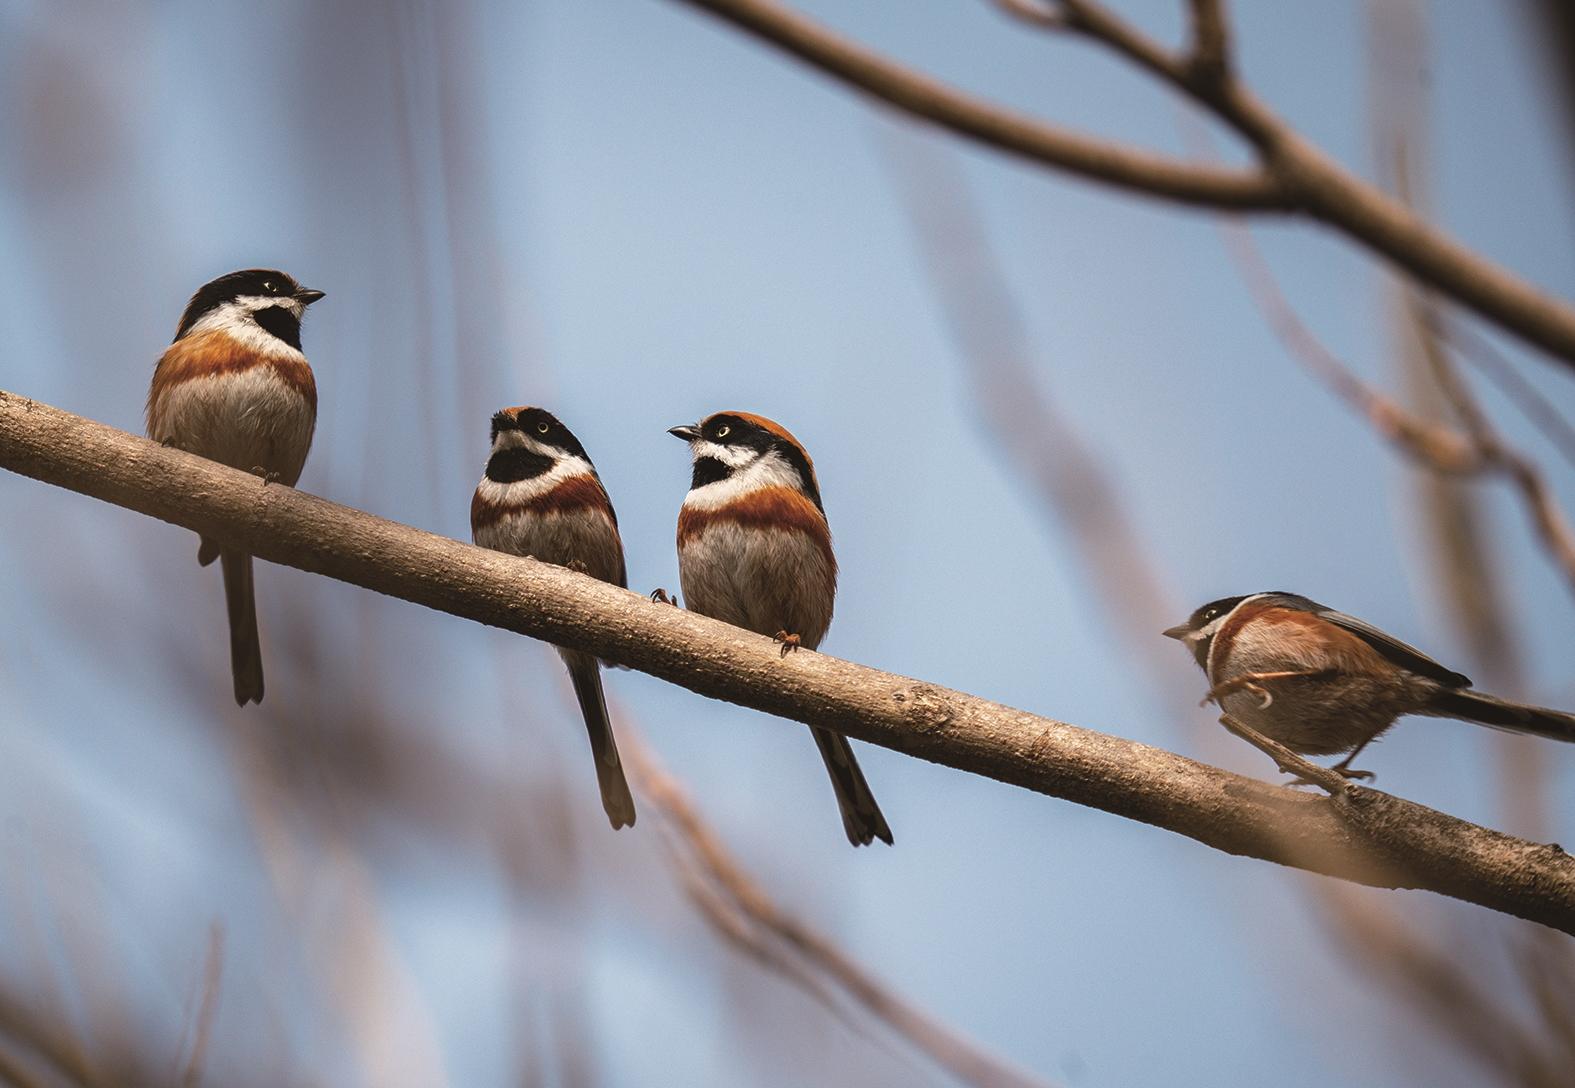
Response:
810,725,893,847
564,652,637,829
1427,689,1575,743
220,550,265,706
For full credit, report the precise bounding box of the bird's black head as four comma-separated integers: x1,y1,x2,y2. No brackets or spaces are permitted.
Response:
174,268,325,347
1186,594,1251,634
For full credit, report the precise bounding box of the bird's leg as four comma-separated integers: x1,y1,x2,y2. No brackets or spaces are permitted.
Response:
649,588,678,606
1218,714,1355,797
1327,737,1378,783
250,466,281,485
565,558,590,575
774,631,802,658
1201,669,1334,709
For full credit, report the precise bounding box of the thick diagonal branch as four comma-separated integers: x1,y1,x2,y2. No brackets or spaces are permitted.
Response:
3,391,1574,934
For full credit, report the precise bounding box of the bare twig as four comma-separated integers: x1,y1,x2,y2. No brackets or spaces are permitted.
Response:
1441,317,1575,471
668,0,1575,367
4,395,1575,933
1213,221,1575,599
622,732,1056,1088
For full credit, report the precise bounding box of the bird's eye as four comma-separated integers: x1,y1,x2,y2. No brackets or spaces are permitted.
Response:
536,421,550,435
715,425,731,439
262,281,277,295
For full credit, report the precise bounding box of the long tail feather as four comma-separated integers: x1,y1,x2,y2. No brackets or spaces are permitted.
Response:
1427,689,1575,743
564,653,637,829
219,550,264,706
810,726,893,847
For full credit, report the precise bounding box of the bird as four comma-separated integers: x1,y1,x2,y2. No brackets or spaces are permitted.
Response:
1164,591,1575,780
668,411,892,846
472,406,636,829
146,268,324,705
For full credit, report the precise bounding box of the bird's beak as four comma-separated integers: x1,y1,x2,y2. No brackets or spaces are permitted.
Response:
295,287,326,305
1161,624,1192,641
667,424,701,442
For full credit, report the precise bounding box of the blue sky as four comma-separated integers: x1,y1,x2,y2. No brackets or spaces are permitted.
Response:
1,2,1572,1085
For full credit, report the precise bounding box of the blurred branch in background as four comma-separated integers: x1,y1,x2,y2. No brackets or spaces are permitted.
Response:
671,0,1575,368
1368,0,1546,839
4,396,1575,935
1444,318,1575,472
878,129,1191,716
1319,885,1575,1088
621,726,1055,1088
1209,213,1575,602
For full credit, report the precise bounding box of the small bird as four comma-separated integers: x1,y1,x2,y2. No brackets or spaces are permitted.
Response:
669,412,892,846
146,269,324,705
1165,591,1575,779
472,406,636,829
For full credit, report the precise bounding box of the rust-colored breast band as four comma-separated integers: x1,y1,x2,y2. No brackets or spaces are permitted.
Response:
678,486,835,571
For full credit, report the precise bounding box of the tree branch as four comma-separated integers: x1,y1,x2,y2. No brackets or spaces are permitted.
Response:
1213,218,1575,599
669,0,1575,368
3,391,1575,934
670,0,1289,210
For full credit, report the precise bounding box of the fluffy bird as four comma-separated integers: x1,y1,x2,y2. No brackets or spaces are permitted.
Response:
669,411,891,846
1165,591,1575,779
146,268,324,705
472,407,636,829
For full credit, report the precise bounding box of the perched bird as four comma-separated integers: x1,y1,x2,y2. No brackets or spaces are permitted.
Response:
146,269,324,705
1164,591,1575,779
669,411,892,846
472,406,636,829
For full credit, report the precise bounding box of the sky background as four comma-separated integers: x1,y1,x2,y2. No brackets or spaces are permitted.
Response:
1,1,1573,1086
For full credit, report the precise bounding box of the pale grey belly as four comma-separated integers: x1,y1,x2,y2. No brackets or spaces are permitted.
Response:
150,369,315,484
475,511,623,587
679,523,834,646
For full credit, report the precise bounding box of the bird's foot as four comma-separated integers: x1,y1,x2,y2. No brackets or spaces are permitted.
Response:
250,466,281,485
565,558,590,575
1328,755,1376,783
650,588,678,606
774,631,801,658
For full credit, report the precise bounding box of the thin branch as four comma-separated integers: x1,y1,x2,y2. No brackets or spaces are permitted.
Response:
668,0,1575,367
1215,220,1575,599
1441,317,1575,471
622,732,1055,1088
3,393,1575,933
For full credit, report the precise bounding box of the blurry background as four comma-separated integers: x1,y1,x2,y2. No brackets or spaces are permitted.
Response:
1,1,1573,1085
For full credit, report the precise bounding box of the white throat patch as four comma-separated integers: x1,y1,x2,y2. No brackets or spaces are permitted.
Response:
184,297,307,360
684,445,803,511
